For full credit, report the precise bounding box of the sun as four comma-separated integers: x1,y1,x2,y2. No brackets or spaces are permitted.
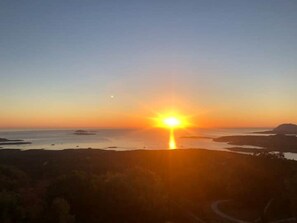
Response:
154,113,189,129
163,117,181,128
152,112,190,150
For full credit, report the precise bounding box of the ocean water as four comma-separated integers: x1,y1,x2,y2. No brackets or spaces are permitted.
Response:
1,128,296,160
0,127,266,150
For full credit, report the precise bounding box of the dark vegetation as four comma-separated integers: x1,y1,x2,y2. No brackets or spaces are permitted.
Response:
215,134,297,152
226,147,267,153
0,148,297,222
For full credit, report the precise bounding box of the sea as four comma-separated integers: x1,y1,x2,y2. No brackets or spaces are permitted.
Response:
1,128,297,160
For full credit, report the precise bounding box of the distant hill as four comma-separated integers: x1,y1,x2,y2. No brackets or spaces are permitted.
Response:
274,124,297,134
255,123,297,134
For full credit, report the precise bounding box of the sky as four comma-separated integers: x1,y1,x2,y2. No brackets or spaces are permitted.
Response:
0,0,296,128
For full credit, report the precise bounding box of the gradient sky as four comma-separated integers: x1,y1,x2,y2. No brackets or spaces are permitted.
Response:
1,0,296,128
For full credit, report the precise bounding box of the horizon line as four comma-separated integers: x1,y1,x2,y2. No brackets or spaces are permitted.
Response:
0,126,273,130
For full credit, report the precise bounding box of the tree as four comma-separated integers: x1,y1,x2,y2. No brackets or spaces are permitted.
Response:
48,198,75,223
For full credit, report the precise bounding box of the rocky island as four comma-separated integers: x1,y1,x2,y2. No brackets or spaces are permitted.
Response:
214,134,297,153
255,123,297,135
212,124,297,153
74,130,96,135
0,138,32,146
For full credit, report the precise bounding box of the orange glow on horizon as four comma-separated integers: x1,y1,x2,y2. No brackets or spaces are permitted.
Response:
1,99,294,129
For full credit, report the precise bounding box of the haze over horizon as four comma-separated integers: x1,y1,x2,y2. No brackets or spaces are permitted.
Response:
1,0,296,129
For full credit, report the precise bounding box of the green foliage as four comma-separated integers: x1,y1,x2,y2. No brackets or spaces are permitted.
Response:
253,151,285,160
0,149,296,222
285,174,297,217
0,165,28,191
47,198,75,223
47,168,168,223
0,191,23,223
99,168,168,222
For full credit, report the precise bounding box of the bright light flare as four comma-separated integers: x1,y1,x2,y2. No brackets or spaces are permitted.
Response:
169,129,176,149
152,112,191,150
163,117,181,128
154,113,189,129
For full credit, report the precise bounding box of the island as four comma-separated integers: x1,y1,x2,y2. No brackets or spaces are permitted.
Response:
214,134,297,153
73,130,96,135
255,123,297,135
0,138,32,146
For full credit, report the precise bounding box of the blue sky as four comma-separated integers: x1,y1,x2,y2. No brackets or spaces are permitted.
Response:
0,0,296,128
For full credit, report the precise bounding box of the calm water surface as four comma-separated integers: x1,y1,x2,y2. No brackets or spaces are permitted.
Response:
0,128,296,160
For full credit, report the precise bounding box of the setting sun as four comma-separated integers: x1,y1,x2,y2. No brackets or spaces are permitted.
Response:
163,117,181,128
154,113,190,129
1,1,296,221
153,113,190,150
